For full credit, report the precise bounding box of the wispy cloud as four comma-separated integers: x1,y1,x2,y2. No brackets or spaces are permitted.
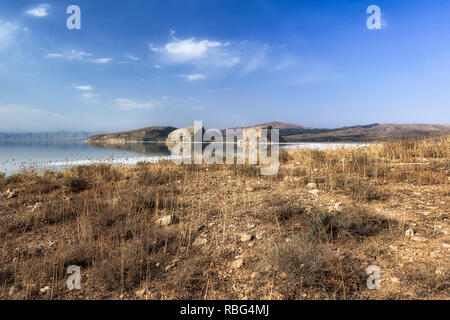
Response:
92,58,112,64
181,73,206,81
0,20,22,51
73,85,93,91
152,37,239,68
26,4,50,17
45,50,112,64
114,98,158,110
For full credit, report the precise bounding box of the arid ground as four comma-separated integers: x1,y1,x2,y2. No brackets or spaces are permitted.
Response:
0,136,449,300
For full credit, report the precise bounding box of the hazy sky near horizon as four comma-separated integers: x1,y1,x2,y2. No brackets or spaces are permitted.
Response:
0,0,449,132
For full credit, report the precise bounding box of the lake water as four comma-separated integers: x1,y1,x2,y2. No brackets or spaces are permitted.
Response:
0,141,369,176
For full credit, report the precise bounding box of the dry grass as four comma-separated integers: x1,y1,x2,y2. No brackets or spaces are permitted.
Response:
0,135,449,300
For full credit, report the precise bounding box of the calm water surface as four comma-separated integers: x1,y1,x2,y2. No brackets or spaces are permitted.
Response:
0,141,369,175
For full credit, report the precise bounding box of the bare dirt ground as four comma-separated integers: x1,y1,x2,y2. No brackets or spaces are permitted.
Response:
0,137,448,300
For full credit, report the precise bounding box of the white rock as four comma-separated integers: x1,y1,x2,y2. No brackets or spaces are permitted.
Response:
411,236,427,242
193,237,207,246
435,267,446,276
3,189,16,199
405,228,415,237
250,272,260,279
31,202,42,212
306,182,317,189
135,288,146,298
232,259,244,269
240,234,253,242
39,286,50,294
390,277,400,283
309,189,320,196
255,231,265,240
155,215,174,227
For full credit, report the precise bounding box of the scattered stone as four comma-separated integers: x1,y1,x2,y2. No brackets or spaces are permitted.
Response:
280,272,288,279
155,215,174,227
240,234,253,242
390,277,400,283
8,286,17,296
306,182,317,189
39,286,50,295
435,267,446,276
232,259,244,269
412,236,427,242
30,202,42,212
135,288,146,298
250,272,260,279
255,231,265,240
193,237,207,246
3,188,17,199
308,189,319,196
247,223,255,229
443,243,450,248
405,228,415,237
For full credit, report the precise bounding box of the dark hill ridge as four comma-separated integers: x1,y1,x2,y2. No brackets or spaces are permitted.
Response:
87,126,177,143
282,123,450,142
84,122,450,144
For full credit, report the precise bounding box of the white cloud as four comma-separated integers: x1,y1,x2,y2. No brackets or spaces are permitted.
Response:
26,4,50,17
92,58,112,64
45,53,64,58
45,51,112,64
81,93,96,99
114,98,157,110
0,20,20,51
156,38,223,62
181,73,206,81
126,55,140,61
74,85,93,91
70,50,92,60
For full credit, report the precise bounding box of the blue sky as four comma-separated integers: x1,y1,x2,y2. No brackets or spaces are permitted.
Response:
0,0,449,132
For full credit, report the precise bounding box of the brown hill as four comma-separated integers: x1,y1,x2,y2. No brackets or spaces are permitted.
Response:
87,126,177,143
283,123,450,142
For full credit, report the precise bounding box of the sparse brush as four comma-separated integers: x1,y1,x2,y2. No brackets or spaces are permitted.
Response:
270,238,365,299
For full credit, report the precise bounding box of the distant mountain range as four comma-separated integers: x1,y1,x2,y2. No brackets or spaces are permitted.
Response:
0,131,97,142
2,123,449,144
85,122,450,143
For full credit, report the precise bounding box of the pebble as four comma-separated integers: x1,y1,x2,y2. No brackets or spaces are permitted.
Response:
39,286,50,295
309,189,320,196
390,277,400,283
193,237,207,246
255,231,265,240
155,215,174,227
233,259,244,269
306,182,317,189
412,236,427,242
250,272,260,279
405,228,415,237
240,234,253,242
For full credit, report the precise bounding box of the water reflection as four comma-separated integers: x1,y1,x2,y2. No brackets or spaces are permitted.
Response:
87,141,171,155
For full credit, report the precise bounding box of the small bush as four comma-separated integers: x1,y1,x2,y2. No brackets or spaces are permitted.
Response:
271,239,365,299
64,176,89,193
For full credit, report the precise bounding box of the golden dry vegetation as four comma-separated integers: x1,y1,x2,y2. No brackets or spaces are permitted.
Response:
0,136,449,300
